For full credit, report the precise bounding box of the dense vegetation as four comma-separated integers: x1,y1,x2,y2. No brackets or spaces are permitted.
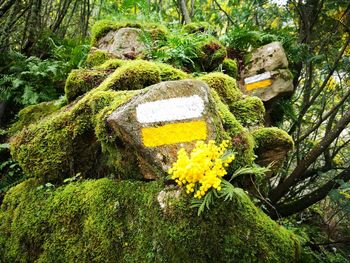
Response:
0,0,349,261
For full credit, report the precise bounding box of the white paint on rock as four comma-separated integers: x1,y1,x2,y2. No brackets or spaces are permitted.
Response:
244,72,272,84
136,95,204,124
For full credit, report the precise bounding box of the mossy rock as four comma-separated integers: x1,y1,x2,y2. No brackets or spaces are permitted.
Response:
84,48,118,68
0,178,301,262
64,69,111,102
91,20,168,46
199,72,242,105
252,127,294,169
155,62,190,81
183,22,213,34
222,58,238,79
9,98,66,135
93,58,126,70
194,38,227,72
230,96,265,127
98,60,161,91
10,89,141,182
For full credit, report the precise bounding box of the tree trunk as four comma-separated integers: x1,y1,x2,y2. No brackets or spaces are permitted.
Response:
178,0,190,24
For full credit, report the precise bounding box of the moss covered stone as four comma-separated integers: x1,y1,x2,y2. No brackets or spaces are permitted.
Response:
64,69,110,102
10,88,141,183
199,72,242,105
252,127,294,150
183,22,213,34
93,58,126,70
195,38,227,72
230,96,265,127
222,58,238,79
0,178,300,262
155,62,190,81
210,90,255,168
252,127,294,169
9,98,66,135
85,48,118,68
97,60,161,91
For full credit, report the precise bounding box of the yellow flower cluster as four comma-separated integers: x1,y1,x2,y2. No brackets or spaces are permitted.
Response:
168,140,235,199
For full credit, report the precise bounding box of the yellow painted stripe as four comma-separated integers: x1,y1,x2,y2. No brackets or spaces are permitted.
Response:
245,79,272,91
141,120,207,147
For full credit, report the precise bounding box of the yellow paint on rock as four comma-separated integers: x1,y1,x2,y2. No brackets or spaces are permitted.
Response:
245,79,272,91
142,120,207,147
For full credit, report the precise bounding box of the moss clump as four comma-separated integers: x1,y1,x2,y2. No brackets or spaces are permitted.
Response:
97,60,161,91
230,96,265,127
210,90,255,168
183,22,213,34
0,178,300,262
93,58,126,70
64,69,110,102
222,58,238,79
9,98,66,135
155,62,190,81
199,72,242,105
10,88,140,183
85,48,118,68
91,20,168,46
252,127,294,150
195,38,227,72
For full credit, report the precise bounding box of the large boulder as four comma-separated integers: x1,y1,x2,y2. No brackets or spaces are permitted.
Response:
107,80,224,179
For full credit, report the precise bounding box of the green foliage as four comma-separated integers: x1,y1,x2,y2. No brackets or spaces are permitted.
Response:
0,51,67,107
0,178,300,262
252,127,294,150
191,164,270,216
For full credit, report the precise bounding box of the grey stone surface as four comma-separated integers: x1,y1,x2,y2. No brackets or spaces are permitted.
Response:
242,42,289,78
96,27,146,59
107,80,224,179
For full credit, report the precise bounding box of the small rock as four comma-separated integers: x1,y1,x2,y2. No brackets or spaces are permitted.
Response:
242,42,288,77
243,69,293,101
107,80,224,179
96,27,146,59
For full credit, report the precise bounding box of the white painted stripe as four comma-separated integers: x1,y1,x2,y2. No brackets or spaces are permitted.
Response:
136,95,204,124
244,72,271,84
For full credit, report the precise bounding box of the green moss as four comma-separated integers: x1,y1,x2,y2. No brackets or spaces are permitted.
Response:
230,96,265,127
64,69,110,102
85,48,117,68
199,72,242,105
222,58,238,79
91,20,168,46
97,60,161,91
93,58,126,70
0,178,300,262
252,127,294,150
155,62,190,81
10,88,139,183
9,98,66,135
210,90,255,168
183,22,212,34
195,38,227,72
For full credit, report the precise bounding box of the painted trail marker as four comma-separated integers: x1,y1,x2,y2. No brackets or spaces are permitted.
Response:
244,72,272,91
107,80,223,179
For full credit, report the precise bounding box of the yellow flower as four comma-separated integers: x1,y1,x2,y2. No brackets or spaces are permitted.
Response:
169,140,235,199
